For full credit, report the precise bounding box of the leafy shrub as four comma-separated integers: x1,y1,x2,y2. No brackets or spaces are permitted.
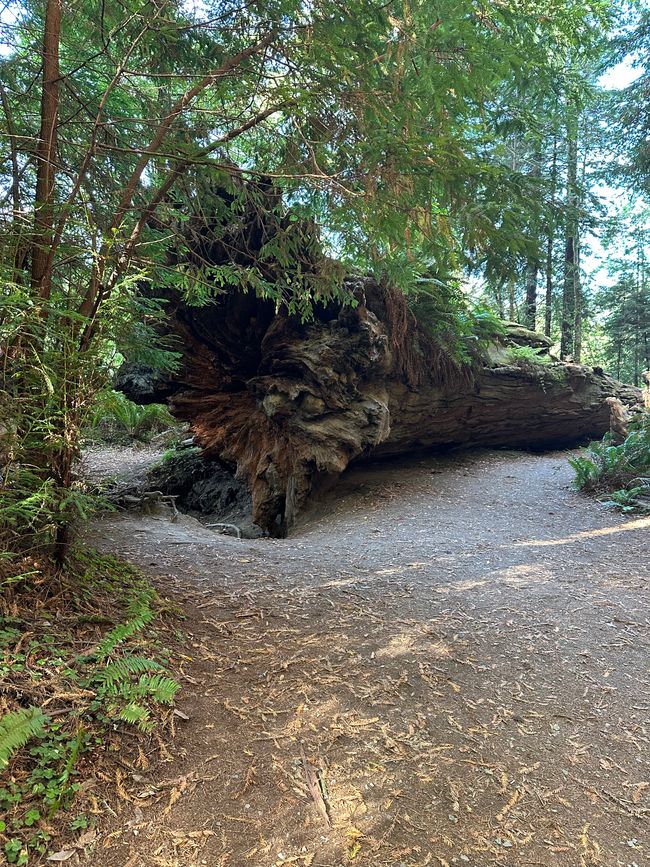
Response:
467,305,507,343
0,285,180,562
570,411,650,512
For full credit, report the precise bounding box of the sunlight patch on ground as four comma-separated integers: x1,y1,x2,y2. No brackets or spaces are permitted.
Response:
318,575,371,589
375,633,418,658
375,563,426,576
513,516,650,548
434,577,489,594
490,563,552,586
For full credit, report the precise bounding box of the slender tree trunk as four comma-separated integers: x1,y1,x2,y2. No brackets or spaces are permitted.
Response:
573,137,588,363
561,100,579,359
28,0,73,565
0,81,27,282
544,134,558,338
573,235,582,362
524,144,542,331
639,242,649,375
494,279,505,319
0,83,20,219
31,0,62,301
640,244,650,372
561,237,576,357
634,257,641,385
508,278,516,321
525,261,538,331
544,234,554,337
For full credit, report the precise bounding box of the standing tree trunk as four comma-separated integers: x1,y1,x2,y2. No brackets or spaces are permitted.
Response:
494,279,505,318
525,260,538,331
573,139,588,363
561,99,579,359
544,133,558,338
30,0,61,301
544,234,554,337
573,236,583,362
524,144,542,330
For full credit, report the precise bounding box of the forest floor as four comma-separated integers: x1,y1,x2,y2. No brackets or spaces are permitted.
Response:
82,447,649,867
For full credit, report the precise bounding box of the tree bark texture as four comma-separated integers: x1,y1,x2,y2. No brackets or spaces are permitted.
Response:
119,278,640,536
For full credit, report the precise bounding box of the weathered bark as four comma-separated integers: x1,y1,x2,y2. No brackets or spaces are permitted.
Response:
544,232,554,338
119,278,640,536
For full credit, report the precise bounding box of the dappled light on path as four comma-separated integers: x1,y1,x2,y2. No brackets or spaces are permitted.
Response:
90,450,650,867
512,515,650,548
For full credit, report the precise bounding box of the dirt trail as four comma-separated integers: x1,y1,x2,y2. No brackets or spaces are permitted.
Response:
87,449,649,867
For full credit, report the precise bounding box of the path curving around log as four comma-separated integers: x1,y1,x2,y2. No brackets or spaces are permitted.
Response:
87,449,649,867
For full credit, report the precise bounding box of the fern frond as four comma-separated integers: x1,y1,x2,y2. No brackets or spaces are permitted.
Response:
134,673,180,705
0,707,47,769
94,656,164,691
95,611,154,659
118,702,153,732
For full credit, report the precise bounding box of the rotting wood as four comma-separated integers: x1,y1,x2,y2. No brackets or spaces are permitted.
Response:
118,277,641,535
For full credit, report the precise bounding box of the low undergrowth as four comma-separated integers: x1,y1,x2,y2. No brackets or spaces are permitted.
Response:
0,550,181,864
84,390,178,446
506,345,551,366
570,410,650,512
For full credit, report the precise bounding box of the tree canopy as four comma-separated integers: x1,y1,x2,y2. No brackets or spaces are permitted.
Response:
0,0,648,555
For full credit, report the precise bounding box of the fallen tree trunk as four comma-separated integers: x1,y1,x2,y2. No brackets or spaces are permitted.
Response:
118,277,639,535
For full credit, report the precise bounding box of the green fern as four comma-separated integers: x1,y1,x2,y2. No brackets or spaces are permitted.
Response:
88,391,175,443
94,656,164,691
117,702,152,732
507,345,550,365
133,673,179,704
568,454,600,488
92,655,179,731
570,411,650,512
95,608,154,660
0,708,47,769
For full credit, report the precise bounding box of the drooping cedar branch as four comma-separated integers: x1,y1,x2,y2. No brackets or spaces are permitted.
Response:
76,30,279,345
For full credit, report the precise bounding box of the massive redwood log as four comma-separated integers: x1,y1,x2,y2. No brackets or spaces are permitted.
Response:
118,277,640,535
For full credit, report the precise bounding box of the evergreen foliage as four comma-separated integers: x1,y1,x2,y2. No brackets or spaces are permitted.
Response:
597,206,650,385
87,393,176,444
